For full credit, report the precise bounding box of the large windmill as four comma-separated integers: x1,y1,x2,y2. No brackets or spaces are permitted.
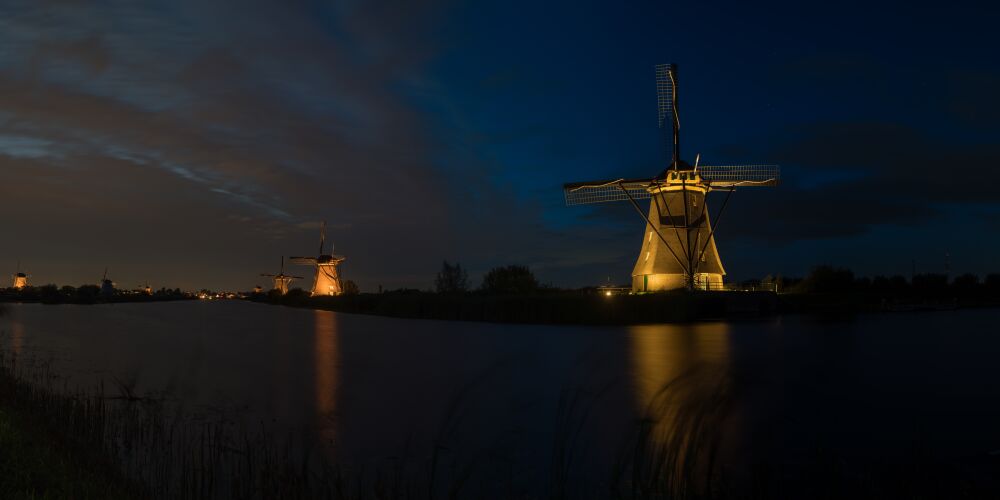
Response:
290,222,346,296
11,261,28,289
563,63,779,292
260,256,303,295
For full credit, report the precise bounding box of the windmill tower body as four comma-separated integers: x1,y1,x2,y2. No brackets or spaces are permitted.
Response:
563,63,779,292
12,272,28,289
311,256,344,296
273,275,294,294
632,175,725,292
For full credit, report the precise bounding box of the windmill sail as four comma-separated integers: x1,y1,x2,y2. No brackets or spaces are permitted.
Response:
563,178,656,205
655,63,679,168
697,165,781,187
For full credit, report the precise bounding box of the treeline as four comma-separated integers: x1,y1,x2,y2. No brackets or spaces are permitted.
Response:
255,262,1000,324
257,262,777,324
775,265,1000,298
773,266,1000,314
0,285,190,304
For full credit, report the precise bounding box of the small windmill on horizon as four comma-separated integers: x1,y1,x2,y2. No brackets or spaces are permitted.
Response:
290,221,346,296
260,256,302,295
563,63,779,292
100,268,115,297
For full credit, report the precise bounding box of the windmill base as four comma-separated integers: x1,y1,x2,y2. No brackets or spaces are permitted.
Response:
631,273,723,292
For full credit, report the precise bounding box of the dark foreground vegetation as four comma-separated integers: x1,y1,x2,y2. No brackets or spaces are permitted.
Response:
256,264,1000,325
3,336,1000,499
0,285,193,304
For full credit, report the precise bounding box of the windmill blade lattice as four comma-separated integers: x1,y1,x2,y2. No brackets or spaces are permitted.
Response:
563,178,656,205
697,165,781,187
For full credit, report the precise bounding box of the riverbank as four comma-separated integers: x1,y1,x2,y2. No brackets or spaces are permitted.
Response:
253,289,1000,325
256,289,780,324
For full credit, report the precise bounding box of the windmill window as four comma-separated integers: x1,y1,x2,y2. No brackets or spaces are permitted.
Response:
645,251,650,262
648,231,653,242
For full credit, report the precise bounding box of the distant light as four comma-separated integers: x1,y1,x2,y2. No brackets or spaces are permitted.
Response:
605,290,612,297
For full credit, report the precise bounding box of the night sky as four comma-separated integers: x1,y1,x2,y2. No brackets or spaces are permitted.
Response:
1,1,997,291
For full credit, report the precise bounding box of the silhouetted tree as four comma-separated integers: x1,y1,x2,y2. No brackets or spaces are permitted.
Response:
912,273,949,297
76,284,100,303
481,265,538,294
39,284,60,303
284,288,309,302
985,274,1000,296
794,266,855,293
342,280,360,295
952,273,980,296
435,261,468,294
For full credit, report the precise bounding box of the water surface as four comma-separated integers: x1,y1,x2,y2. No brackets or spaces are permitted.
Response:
3,301,999,488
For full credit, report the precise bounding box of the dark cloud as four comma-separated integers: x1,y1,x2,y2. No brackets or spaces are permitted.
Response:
0,0,624,290
945,70,1000,132
721,120,1000,243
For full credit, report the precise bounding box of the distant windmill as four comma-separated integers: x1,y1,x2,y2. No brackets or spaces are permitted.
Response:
290,221,346,296
100,268,115,297
11,261,28,289
260,256,303,295
563,63,779,292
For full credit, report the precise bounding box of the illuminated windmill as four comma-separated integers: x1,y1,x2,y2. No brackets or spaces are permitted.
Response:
100,268,115,297
290,222,346,296
260,256,303,295
563,63,779,292
11,261,28,289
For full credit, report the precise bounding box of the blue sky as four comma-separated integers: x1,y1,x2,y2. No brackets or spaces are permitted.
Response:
0,0,997,290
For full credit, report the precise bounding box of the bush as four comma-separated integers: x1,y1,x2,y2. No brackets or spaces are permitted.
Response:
481,265,539,295
434,261,468,294
952,273,979,296
795,266,855,293
912,274,948,296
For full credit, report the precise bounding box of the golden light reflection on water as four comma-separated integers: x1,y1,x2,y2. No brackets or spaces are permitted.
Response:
627,322,731,412
626,323,734,494
11,317,25,356
314,310,339,443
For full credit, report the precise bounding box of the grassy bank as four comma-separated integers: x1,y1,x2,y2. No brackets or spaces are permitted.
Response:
253,286,1000,325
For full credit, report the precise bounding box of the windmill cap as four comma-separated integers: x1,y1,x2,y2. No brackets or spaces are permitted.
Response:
673,159,695,171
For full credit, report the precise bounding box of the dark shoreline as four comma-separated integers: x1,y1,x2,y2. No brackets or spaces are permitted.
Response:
249,290,1000,325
